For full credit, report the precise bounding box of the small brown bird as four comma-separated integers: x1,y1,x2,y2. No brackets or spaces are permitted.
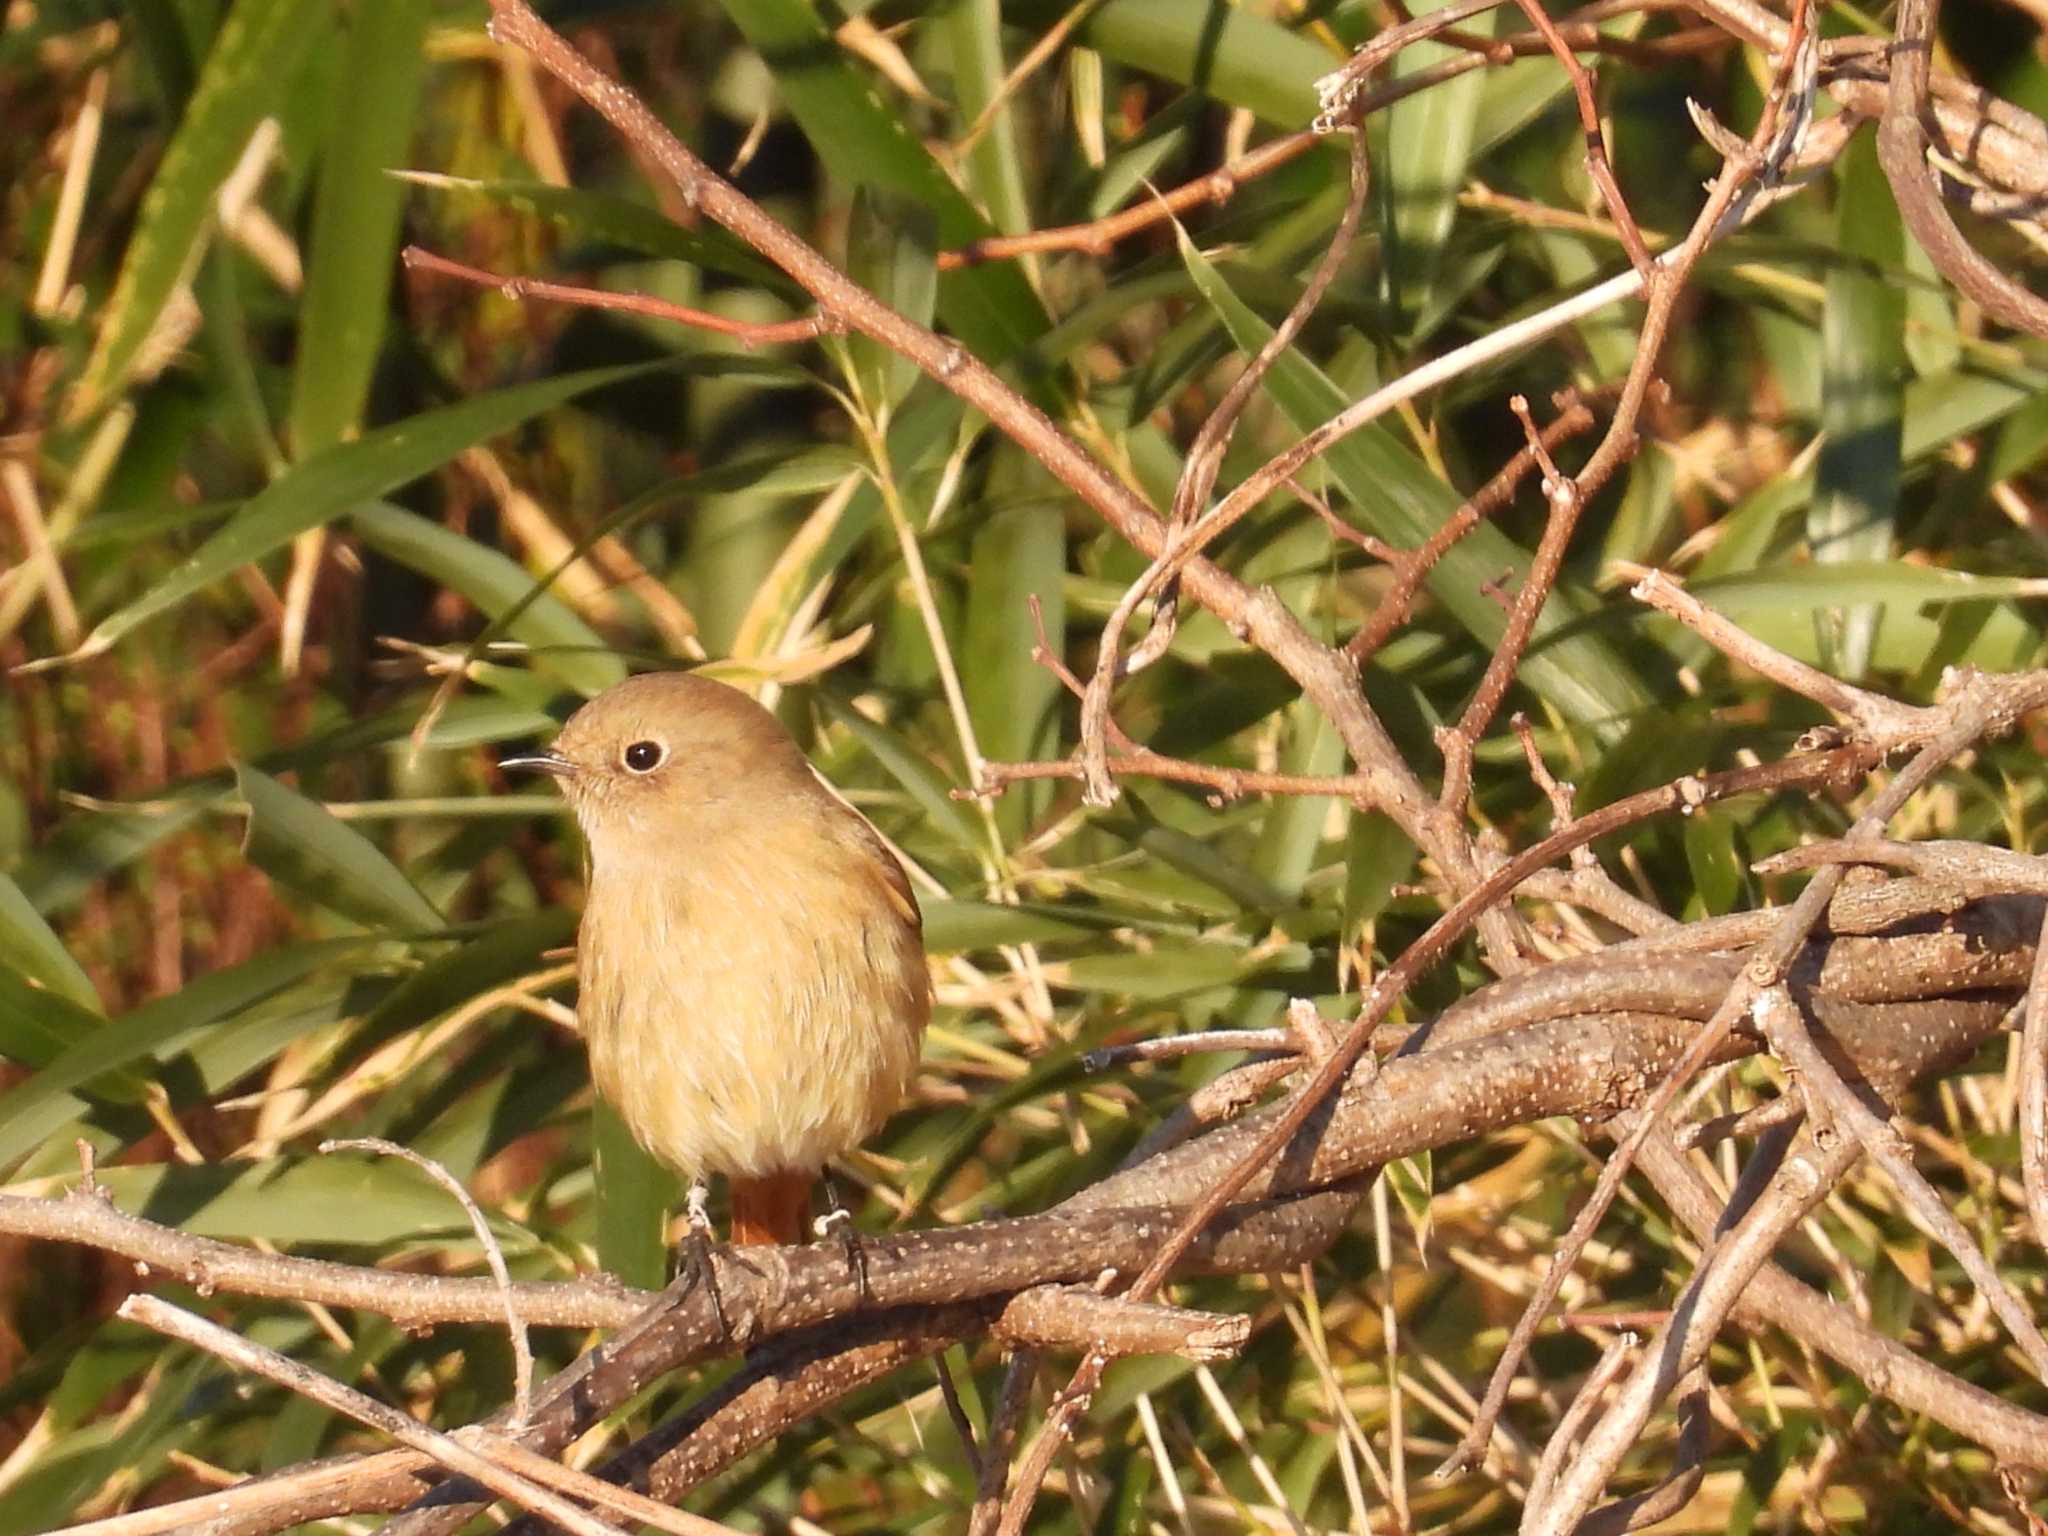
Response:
504,671,928,1249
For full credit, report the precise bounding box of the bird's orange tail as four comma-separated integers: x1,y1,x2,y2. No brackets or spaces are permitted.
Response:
729,1170,813,1246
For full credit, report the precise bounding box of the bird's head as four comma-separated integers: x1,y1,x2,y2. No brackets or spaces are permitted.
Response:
502,671,816,847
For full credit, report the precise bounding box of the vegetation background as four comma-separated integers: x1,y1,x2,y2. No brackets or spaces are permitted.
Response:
3,0,2048,1530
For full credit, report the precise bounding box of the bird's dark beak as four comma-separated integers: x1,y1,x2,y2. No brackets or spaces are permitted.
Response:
500,751,577,779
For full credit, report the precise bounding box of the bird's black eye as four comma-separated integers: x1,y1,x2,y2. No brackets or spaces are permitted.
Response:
623,740,664,773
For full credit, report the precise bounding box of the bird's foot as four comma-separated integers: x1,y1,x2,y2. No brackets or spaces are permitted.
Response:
814,1202,872,1305
670,1180,733,1340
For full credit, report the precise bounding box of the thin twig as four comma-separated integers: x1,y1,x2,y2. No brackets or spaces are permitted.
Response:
1752,987,2048,1377
320,1137,534,1427
2024,898,2048,1253
402,247,837,346
116,1295,642,1536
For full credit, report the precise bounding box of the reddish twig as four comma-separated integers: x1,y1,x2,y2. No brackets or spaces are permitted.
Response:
1502,0,1655,274
1074,129,1372,806
1346,396,1597,669
401,247,837,346
1436,395,1595,816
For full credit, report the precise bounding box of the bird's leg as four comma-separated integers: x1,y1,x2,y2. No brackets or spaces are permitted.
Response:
671,1179,732,1340
815,1172,872,1305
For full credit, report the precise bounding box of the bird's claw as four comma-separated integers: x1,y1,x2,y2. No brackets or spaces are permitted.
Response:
814,1205,872,1304
670,1180,733,1340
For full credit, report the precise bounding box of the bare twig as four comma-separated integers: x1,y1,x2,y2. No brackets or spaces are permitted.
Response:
993,1286,1250,1362
320,1137,535,1427
114,1294,720,1536
1631,569,1940,744
2025,898,2048,1252
1875,0,2048,339
1074,128,1372,806
1752,987,2048,1378
402,247,837,346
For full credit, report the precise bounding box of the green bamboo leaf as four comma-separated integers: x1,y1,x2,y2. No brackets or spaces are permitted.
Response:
63,361,664,661
947,0,1031,237
1683,807,1744,916
127,0,200,112
1178,236,1652,736
1383,1154,1434,1259
714,0,1047,365
1376,0,1487,326
234,765,444,933
349,503,624,698
287,0,430,455
845,187,939,415
1252,694,1344,901
1109,818,1294,918
921,900,1128,953
0,968,130,1092
397,175,796,293
594,1103,677,1292
0,942,368,1171
0,873,99,1012
341,909,577,1065
963,497,1065,842
1690,562,2048,611
85,1156,538,1245
1059,941,1308,999
72,0,326,415
1344,812,1418,940
1050,0,1327,128
819,695,985,853
1811,134,1906,679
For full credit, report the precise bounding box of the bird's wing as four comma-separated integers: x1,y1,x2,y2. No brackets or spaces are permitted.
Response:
809,766,925,932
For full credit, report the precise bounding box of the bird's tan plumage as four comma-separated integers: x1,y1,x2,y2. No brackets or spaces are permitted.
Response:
530,671,928,1245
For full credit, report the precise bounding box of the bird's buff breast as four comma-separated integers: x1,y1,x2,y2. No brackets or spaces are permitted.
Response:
574,822,927,1181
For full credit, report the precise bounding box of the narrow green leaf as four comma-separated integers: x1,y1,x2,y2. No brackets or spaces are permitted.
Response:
234,765,444,933
1382,1154,1434,1259
73,0,326,414
0,968,134,1094
1810,134,1906,678
0,873,99,1012
845,188,940,415
1252,694,1344,901
1376,0,1487,327
287,0,431,454
963,498,1065,842
820,695,985,853
715,0,1047,365
72,361,663,658
342,909,577,1065
1053,0,1327,128
127,0,200,112
349,503,624,697
921,900,1128,953
1060,940,1307,999
947,0,1031,237
1683,807,1743,916
89,1156,536,1244
1343,813,1417,940
0,942,368,1170
1691,561,2048,611
594,1104,678,1291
